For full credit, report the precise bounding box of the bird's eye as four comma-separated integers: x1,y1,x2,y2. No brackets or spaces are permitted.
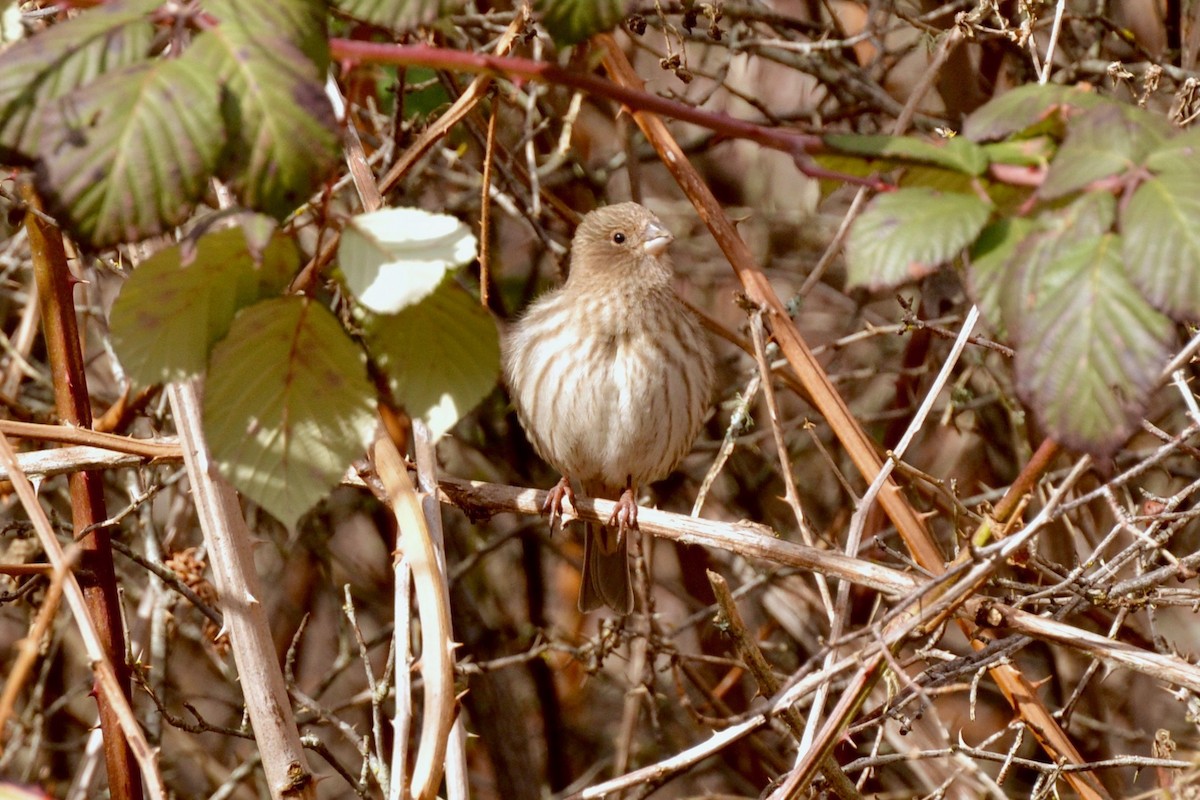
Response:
612,232,626,244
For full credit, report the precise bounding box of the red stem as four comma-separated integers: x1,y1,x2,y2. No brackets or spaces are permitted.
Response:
328,39,891,191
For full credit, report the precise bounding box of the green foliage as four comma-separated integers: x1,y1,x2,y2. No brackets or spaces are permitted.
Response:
0,0,337,246
35,59,222,247
365,279,500,441
0,0,158,163
188,0,338,219
842,85,1199,456
845,188,991,289
335,0,466,31
110,224,298,385
338,206,477,314
537,0,627,45
202,298,377,530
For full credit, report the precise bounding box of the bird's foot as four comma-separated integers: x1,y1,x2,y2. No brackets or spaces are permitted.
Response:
543,476,576,533
607,486,640,544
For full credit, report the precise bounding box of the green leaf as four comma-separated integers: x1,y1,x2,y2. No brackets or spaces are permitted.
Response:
204,0,330,74
981,137,1054,168
110,225,299,385
188,2,338,218
0,0,157,162
34,58,223,247
845,188,991,289
366,279,500,439
203,297,377,529
963,83,1102,142
339,206,477,313
334,0,467,31
823,133,988,176
1122,172,1200,319
537,0,626,45
1014,234,1174,455
1040,103,1169,199
966,217,1036,337
997,192,1115,335
1144,128,1200,175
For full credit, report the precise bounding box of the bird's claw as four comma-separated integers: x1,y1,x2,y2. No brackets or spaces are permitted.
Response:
606,487,639,545
544,476,575,533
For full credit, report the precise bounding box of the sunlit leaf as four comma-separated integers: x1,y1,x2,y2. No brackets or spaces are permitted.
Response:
188,1,338,218
334,0,467,31
0,0,157,162
963,83,1102,142
203,297,377,529
1122,172,1200,319
340,206,477,313
824,133,988,176
34,58,223,247
1015,234,1174,455
110,225,298,385
366,279,499,439
1040,103,1169,199
846,188,991,289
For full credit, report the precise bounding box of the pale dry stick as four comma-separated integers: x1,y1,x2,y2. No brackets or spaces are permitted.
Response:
0,432,166,798
802,306,980,751
342,586,391,791
168,382,316,799
0,419,180,460
707,571,862,800
772,455,1093,799
412,419,469,800
1037,0,1068,84
747,311,834,622
1172,369,1200,427
373,434,456,800
691,369,759,516
571,650,868,800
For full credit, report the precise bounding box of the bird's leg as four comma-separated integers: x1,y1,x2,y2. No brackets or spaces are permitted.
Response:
607,479,639,544
543,475,576,532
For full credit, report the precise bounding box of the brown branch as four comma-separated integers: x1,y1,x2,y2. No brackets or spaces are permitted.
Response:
21,182,142,800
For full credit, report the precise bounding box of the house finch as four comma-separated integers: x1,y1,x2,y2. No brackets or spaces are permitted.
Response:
503,202,714,613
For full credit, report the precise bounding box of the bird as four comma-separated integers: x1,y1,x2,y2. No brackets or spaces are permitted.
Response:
503,202,714,613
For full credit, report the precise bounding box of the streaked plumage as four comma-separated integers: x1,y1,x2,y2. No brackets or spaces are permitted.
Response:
504,202,714,613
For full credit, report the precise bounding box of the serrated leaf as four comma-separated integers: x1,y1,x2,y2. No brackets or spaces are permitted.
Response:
1122,172,1200,319
205,0,330,74
1040,104,1169,199
187,4,338,218
334,0,467,31
203,297,377,529
537,0,625,45
824,133,988,176
110,225,298,385
340,206,477,313
1015,234,1174,455
0,0,157,162
966,217,1036,337
846,188,991,289
366,279,499,439
34,58,223,247
963,83,1102,142
997,192,1115,335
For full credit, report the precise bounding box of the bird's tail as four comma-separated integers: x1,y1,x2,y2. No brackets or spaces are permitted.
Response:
579,521,632,613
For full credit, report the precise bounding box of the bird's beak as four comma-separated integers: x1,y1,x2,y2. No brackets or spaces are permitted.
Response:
642,220,674,257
